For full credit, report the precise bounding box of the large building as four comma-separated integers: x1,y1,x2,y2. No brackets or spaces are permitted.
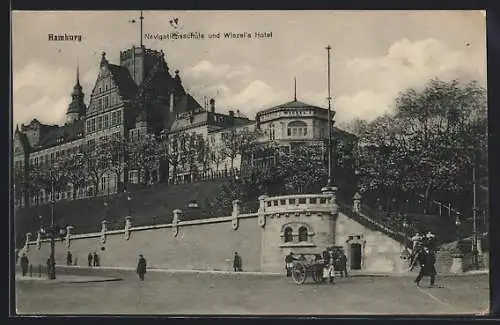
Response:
13,42,354,208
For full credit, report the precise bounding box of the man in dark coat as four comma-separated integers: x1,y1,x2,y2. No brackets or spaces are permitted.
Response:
88,252,93,267
413,246,437,287
93,252,99,267
66,251,73,266
20,253,29,276
233,252,242,272
338,250,348,278
136,254,147,281
285,252,294,277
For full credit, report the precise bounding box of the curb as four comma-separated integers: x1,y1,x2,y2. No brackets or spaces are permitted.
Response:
15,275,123,284
52,265,489,278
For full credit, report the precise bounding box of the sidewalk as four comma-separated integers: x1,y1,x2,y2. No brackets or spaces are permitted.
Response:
54,265,489,277
15,272,122,283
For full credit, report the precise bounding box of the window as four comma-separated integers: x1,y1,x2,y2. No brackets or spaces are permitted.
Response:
97,116,103,130
287,120,308,138
86,120,91,133
91,118,96,133
116,110,122,124
104,96,109,108
104,114,109,129
298,227,308,242
284,227,293,243
111,111,117,126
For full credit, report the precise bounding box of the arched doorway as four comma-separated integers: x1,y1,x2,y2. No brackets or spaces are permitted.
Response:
350,243,362,270
346,235,365,270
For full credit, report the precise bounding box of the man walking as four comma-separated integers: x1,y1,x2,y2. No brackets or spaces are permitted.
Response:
93,252,99,267
88,252,93,267
323,249,336,284
338,249,348,278
136,254,147,281
233,252,242,272
285,252,294,277
20,253,29,277
66,251,73,266
413,246,437,287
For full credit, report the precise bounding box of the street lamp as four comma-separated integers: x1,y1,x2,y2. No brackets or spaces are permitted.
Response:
127,193,132,217
402,215,409,249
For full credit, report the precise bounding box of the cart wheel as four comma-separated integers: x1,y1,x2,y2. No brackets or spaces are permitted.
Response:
292,262,307,285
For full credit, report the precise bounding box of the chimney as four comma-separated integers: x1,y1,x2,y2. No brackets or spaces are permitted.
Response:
209,98,215,113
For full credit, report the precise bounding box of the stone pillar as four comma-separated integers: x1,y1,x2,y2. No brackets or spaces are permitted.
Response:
172,209,182,237
65,225,73,248
36,231,42,250
353,192,362,214
232,199,241,230
258,195,268,228
24,232,32,252
321,186,338,216
124,216,133,240
100,220,108,244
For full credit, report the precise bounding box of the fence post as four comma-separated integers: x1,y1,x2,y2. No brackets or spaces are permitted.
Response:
29,264,33,277
38,264,42,277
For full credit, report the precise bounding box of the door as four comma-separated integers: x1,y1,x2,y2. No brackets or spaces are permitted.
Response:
350,243,362,270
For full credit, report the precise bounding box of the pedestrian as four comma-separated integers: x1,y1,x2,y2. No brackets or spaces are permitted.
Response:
338,249,348,278
46,257,52,277
93,252,99,267
412,246,437,287
323,249,335,284
233,252,242,272
136,254,147,281
88,252,93,267
20,253,29,277
425,232,437,251
285,252,294,277
66,251,73,266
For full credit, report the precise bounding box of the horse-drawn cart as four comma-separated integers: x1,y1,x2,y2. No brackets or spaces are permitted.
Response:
291,253,326,285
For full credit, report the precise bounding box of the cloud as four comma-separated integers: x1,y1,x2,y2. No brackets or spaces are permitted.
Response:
338,37,484,122
13,61,76,126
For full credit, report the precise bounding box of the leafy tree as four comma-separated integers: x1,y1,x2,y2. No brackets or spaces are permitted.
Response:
127,134,160,185
221,128,259,172
59,152,87,199
357,78,487,212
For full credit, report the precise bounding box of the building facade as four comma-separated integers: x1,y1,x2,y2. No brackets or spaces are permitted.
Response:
13,43,354,208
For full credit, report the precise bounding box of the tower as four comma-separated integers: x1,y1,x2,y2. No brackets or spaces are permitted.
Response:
66,63,87,123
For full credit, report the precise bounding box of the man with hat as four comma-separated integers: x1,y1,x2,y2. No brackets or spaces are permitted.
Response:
136,254,147,281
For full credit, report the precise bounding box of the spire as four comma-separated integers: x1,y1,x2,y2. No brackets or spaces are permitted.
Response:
294,77,297,101
100,51,108,67
76,58,80,86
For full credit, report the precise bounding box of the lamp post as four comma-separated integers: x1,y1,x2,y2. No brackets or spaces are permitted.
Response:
471,164,479,270
402,215,409,249
325,44,334,188
127,193,132,217
45,162,60,280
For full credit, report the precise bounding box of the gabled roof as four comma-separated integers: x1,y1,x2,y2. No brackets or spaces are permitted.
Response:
173,93,202,114
34,120,85,151
107,64,138,100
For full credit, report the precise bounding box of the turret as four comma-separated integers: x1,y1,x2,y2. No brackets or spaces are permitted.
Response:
66,63,87,123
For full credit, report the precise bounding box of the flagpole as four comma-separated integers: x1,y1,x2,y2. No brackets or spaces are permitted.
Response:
140,11,144,47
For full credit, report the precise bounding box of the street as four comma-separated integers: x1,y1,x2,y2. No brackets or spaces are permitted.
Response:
15,268,489,315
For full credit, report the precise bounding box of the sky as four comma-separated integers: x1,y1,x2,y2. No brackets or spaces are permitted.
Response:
12,10,486,128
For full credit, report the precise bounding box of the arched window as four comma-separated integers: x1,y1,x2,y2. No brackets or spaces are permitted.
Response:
284,227,293,243
287,120,308,137
298,226,308,242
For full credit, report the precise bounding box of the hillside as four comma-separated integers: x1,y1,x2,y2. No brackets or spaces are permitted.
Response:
15,180,231,248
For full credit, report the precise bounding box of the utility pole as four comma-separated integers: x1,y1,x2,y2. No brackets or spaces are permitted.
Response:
325,45,333,187
48,167,57,280
140,10,144,47
472,164,479,269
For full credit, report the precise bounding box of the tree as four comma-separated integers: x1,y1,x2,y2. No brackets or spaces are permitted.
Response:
220,128,259,172
159,133,181,184
59,152,87,199
127,134,160,186
80,140,115,196
357,78,487,211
